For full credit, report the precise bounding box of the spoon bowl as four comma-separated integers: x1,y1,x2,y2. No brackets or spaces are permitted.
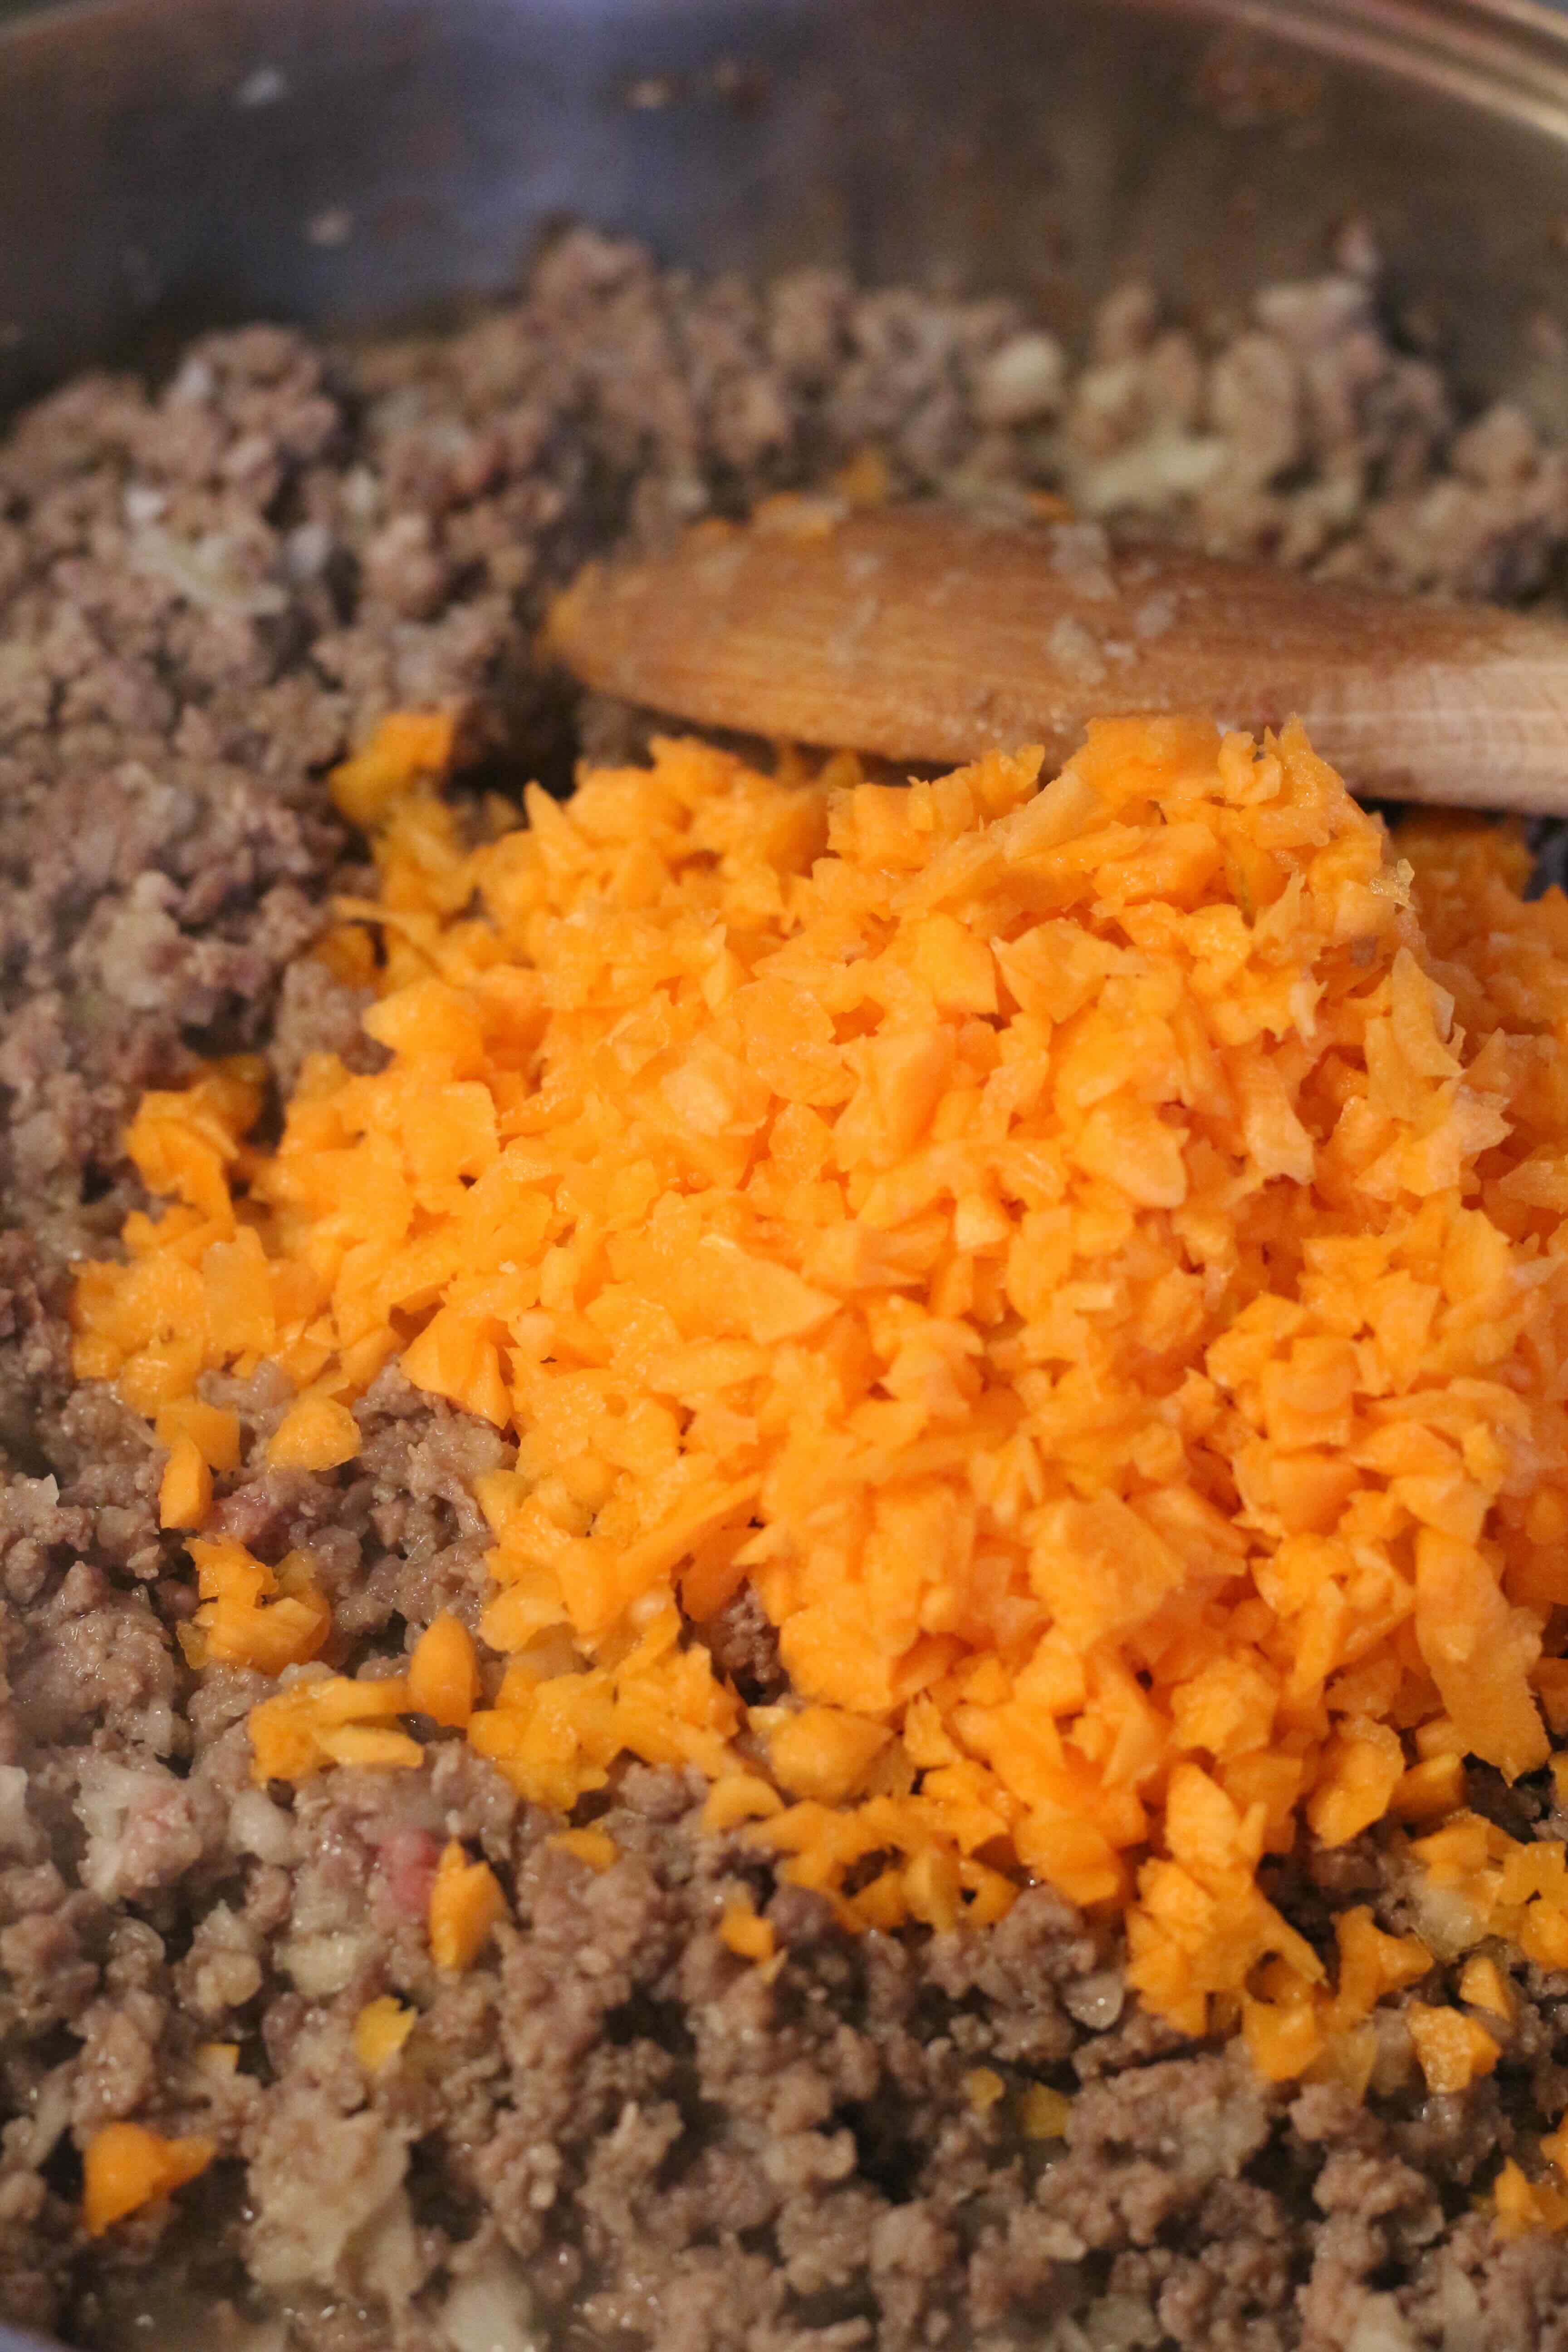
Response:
547,502,1568,814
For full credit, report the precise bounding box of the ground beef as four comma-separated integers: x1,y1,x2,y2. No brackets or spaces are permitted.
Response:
7,226,1568,2352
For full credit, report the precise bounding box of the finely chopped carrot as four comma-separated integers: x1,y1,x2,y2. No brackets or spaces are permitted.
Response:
72,712,1568,2083
82,2122,216,2236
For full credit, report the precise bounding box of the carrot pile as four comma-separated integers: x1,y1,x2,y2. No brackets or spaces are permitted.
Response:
72,711,1568,2088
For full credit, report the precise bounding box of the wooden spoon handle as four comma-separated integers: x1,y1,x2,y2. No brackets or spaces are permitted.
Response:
545,502,1568,816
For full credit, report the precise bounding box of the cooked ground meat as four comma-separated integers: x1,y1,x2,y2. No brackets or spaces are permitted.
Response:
7,227,1568,2352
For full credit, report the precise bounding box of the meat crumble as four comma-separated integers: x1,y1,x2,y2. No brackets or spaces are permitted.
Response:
8,229,1568,2352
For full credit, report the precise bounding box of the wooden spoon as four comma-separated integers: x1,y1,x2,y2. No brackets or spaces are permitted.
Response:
544,499,1568,814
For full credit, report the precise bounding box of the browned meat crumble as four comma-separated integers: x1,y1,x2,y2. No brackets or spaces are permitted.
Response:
7,228,1568,2352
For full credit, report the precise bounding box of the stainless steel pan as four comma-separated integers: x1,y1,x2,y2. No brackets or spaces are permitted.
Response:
5,0,1568,425
5,1,1568,2345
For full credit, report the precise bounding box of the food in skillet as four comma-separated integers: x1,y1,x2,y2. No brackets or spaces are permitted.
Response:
8,231,1568,2352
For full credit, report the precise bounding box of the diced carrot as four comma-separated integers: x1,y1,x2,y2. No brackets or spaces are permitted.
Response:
1330,1908,1432,2028
158,1433,212,1531
1306,1725,1404,1847
701,1774,784,1833
155,1399,241,1473
846,1869,906,1934
297,1673,412,1724
207,1589,332,1676
248,1695,328,1786
1458,1954,1515,2023
246,1674,416,1785
901,1846,962,1934
329,709,456,828
769,1706,890,1805
1494,2156,1568,2238
353,1996,416,2072
407,1612,479,1729
82,2122,216,2236
1241,1993,1323,2084
314,1725,424,1769
1406,2002,1501,2095
718,1892,777,1962
547,1827,618,1872
1519,1902,1568,1972
428,1839,507,1971
1389,1753,1467,1823
267,1393,360,1472
959,1858,1019,1929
